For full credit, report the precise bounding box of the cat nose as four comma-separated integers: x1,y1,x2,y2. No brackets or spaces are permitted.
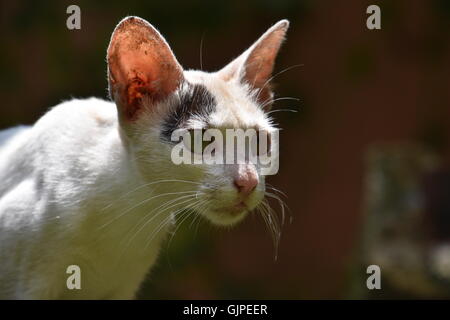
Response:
234,173,258,195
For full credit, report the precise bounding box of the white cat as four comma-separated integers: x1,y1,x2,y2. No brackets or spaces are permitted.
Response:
0,16,289,299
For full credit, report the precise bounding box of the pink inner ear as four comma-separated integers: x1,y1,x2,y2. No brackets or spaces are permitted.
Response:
243,26,287,105
107,17,183,121
115,50,160,120
244,56,275,105
217,20,288,107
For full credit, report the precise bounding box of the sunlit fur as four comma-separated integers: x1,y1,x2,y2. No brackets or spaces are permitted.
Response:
0,18,289,299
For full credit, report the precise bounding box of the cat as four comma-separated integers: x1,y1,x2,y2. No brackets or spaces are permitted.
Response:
0,16,289,299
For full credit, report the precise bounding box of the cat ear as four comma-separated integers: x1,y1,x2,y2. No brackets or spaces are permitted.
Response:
107,17,183,121
217,20,289,107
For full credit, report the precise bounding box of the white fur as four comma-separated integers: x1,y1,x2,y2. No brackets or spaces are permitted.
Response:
0,98,169,299
0,73,271,299
0,17,287,299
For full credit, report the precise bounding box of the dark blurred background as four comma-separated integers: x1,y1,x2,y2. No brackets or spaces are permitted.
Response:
1,0,449,299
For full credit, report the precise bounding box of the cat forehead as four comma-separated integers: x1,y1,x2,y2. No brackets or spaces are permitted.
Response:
182,70,270,128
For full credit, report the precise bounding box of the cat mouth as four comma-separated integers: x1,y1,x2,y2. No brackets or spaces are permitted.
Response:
203,200,256,226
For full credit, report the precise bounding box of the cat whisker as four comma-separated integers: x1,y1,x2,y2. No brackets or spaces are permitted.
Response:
266,184,288,198
186,199,210,240
266,109,298,115
189,208,203,229
167,199,209,249
199,31,206,71
257,200,281,261
261,97,300,109
98,190,199,230
265,191,289,226
193,200,211,237
120,193,202,249
254,184,291,261
115,196,202,263
100,179,205,212
254,64,303,103
145,198,206,250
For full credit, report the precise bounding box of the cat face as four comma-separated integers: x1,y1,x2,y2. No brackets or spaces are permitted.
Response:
107,17,288,226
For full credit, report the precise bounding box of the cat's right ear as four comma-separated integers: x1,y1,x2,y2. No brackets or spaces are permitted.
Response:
107,17,183,122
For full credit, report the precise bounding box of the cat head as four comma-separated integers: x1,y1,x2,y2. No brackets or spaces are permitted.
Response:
107,16,288,226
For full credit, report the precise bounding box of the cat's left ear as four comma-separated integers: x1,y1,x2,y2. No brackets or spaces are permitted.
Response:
217,20,289,107
107,17,183,122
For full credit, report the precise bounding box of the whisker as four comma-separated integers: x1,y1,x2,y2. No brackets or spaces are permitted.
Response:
98,190,199,230
193,200,211,237
261,97,300,109
254,64,303,103
255,182,291,262
199,31,206,71
100,179,205,212
258,201,279,260
145,198,206,250
189,210,202,229
121,194,201,249
266,184,288,198
115,198,200,265
187,199,211,239
187,198,210,231
167,199,209,248
266,109,298,115
265,191,288,226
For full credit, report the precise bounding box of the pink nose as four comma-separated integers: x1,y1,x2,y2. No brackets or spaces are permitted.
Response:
234,174,258,195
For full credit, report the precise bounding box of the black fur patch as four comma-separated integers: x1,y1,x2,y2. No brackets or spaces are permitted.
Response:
160,82,216,142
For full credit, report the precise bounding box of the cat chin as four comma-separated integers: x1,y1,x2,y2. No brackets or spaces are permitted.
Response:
203,209,249,226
